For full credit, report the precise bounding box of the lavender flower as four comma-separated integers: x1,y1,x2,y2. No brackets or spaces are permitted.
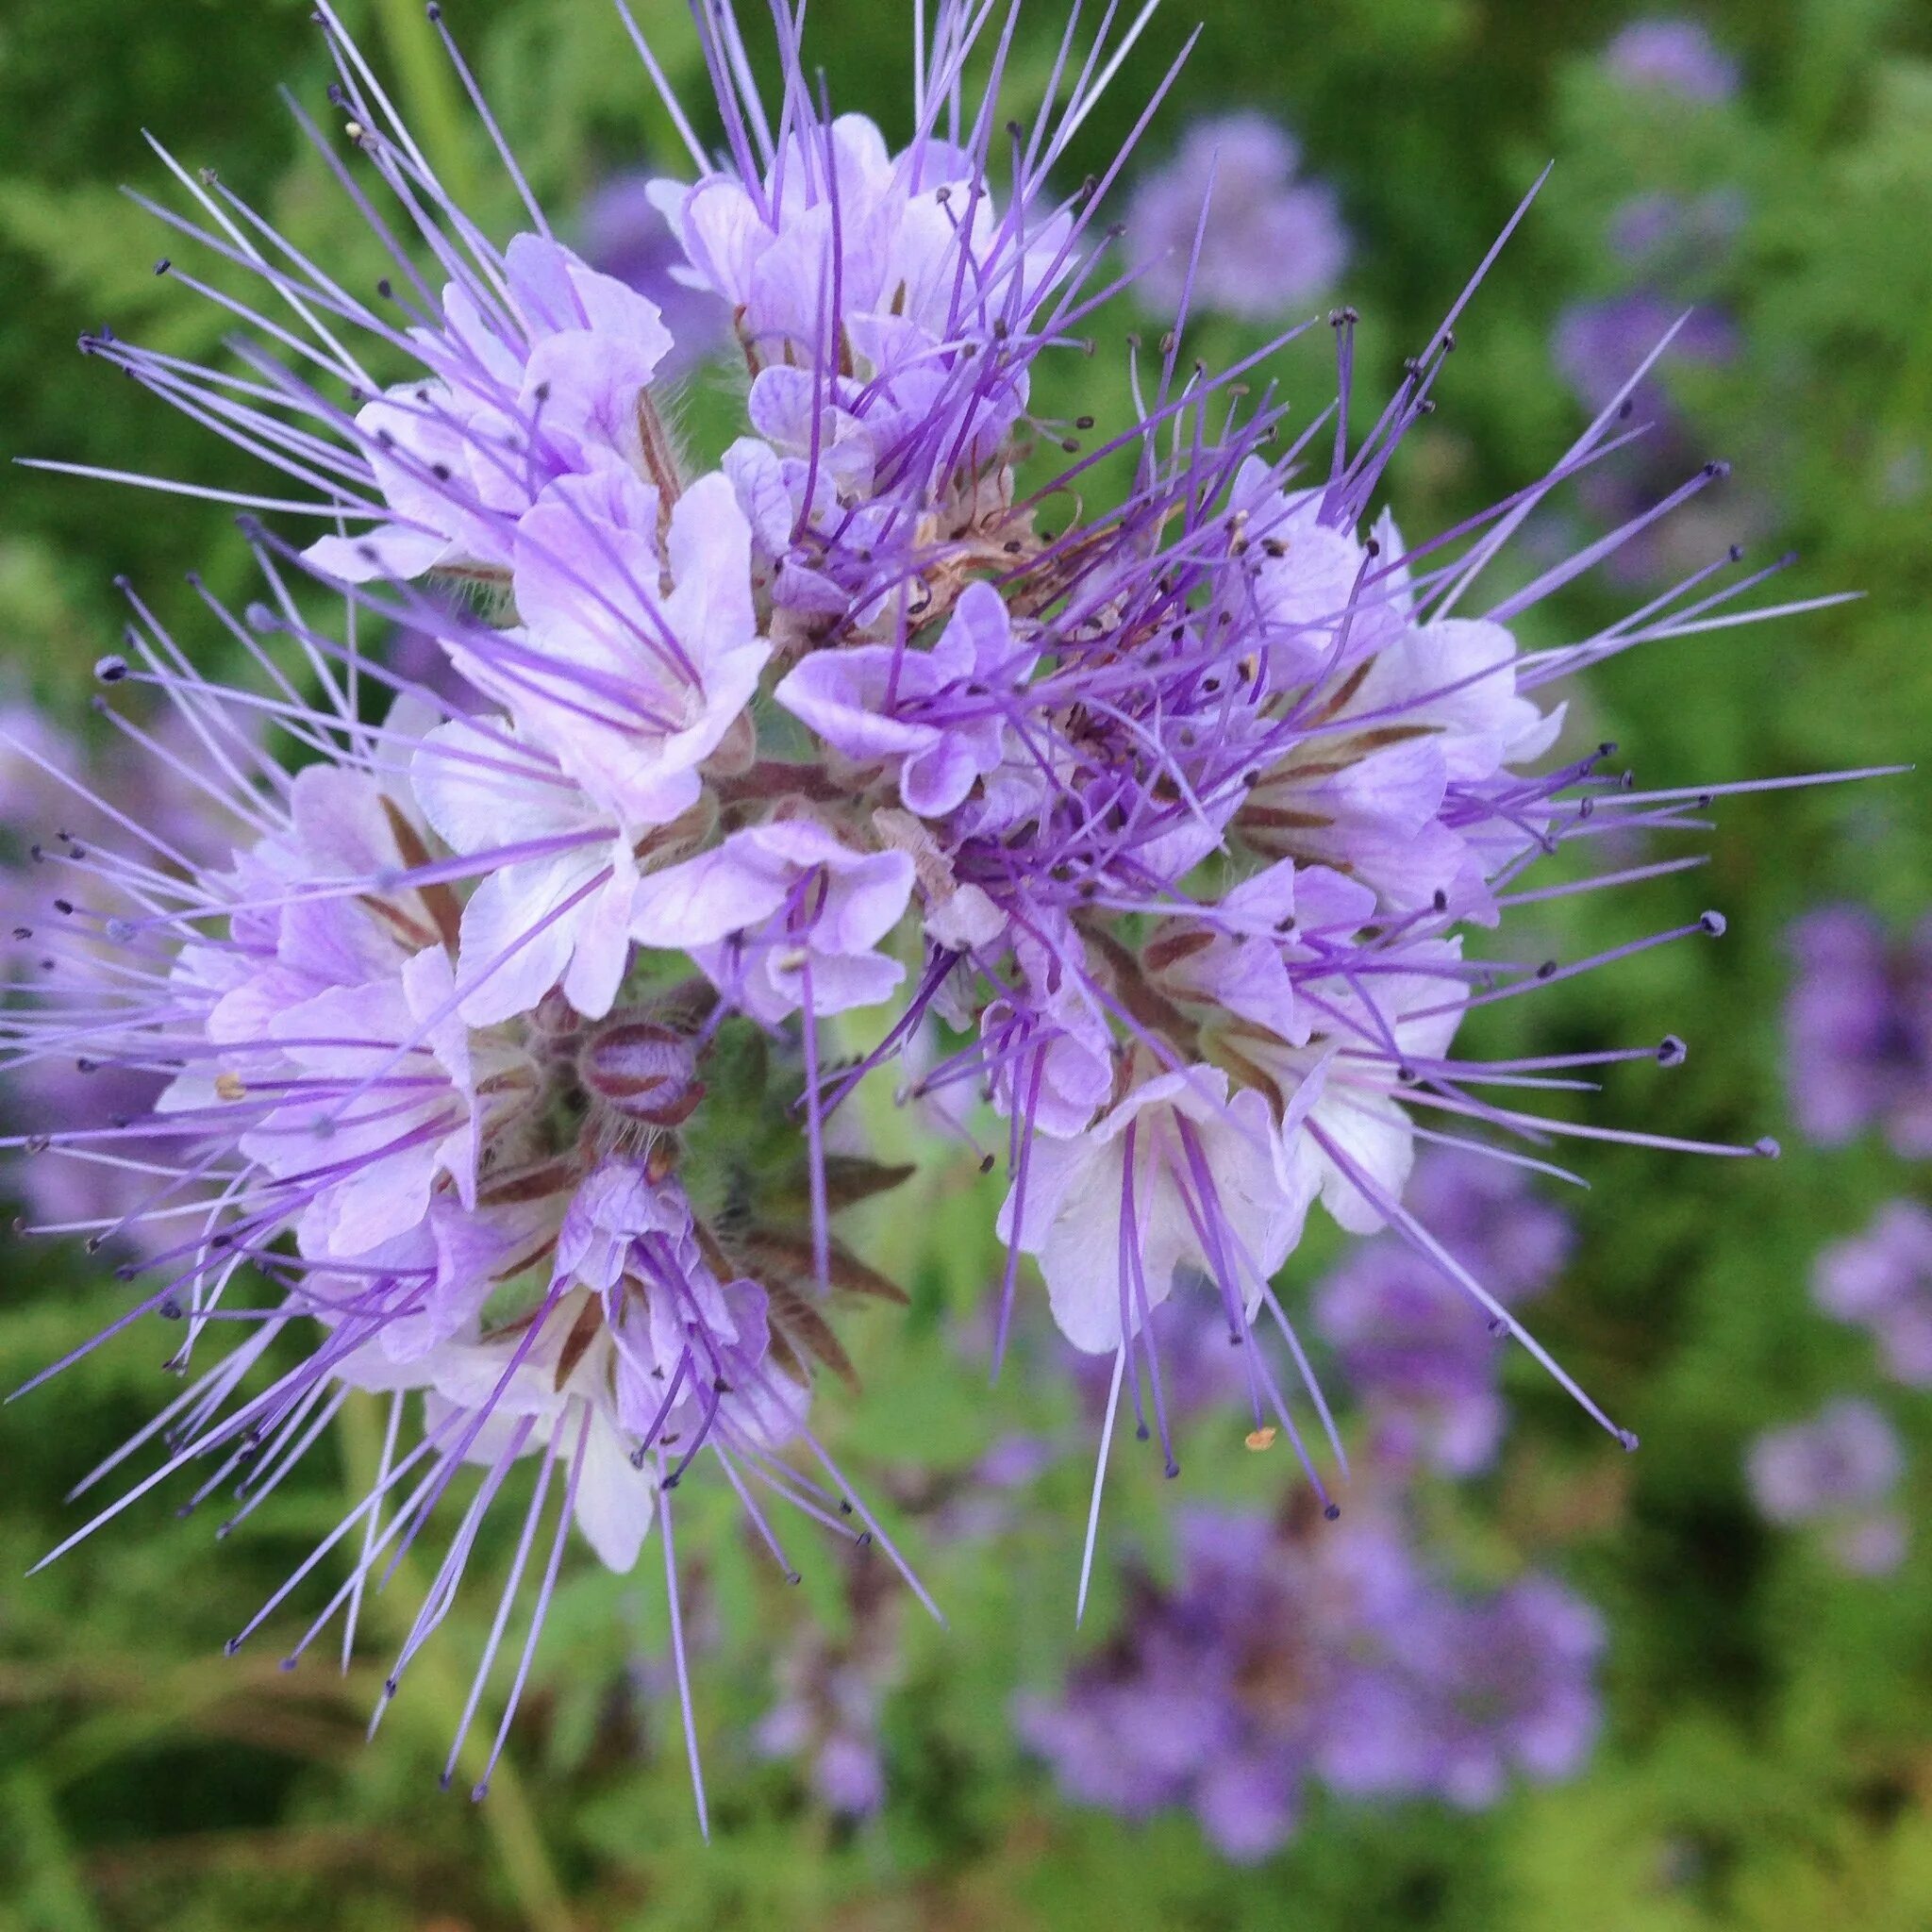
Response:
1786,906,1932,1155
1316,1149,1574,1474
1815,1200,1932,1388
1123,112,1348,321
1,0,1874,1816
1747,1398,1907,1575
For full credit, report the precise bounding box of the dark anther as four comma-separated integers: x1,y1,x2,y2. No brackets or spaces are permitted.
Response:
1432,888,1448,912
1324,1502,1341,1521
978,1152,996,1174
1755,1136,1782,1158
1657,1035,1687,1067
376,276,393,299
1536,959,1558,980
154,258,171,276
1728,543,1745,563
1698,909,1727,938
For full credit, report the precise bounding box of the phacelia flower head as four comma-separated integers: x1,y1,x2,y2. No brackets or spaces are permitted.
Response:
3,0,1880,1821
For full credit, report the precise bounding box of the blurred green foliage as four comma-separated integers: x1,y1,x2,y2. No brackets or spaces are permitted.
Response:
3,2,1931,1927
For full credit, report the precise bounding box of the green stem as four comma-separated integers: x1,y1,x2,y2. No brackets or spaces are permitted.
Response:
370,0,482,208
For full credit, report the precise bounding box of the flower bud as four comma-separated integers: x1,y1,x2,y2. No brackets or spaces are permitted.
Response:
578,1019,704,1126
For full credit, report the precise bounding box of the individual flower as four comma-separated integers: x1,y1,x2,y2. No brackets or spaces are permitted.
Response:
1123,111,1348,321
1814,1199,1932,1387
1746,1397,1908,1575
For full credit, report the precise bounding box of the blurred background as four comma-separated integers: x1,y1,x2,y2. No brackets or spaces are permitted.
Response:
3,2,1931,1926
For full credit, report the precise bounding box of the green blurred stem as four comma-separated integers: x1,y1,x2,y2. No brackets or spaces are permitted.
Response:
370,0,481,207
337,1391,575,1932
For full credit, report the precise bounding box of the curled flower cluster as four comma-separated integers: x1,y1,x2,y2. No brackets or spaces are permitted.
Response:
3,0,1864,1812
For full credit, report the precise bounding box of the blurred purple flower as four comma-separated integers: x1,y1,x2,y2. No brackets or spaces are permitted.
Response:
580,172,728,373
1314,1150,1574,1474
1815,1200,1932,1388
1551,290,1749,581
753,1557,899,1818
1747,1397,1907,1574
1786,907,1932,1156
1607,189,1748,271
1553,291,1738,424
1327,1573,1604,1808
1124,112,1348,322
1603,20,1740,103
1019,1501,1600,1860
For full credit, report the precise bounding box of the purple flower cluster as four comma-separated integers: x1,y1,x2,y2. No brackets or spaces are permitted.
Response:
1019,1501,1601,1860
1315,1148,1574,1474
1123,112,1348,321
2,0,1857,1813
1786,906,1932,1155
